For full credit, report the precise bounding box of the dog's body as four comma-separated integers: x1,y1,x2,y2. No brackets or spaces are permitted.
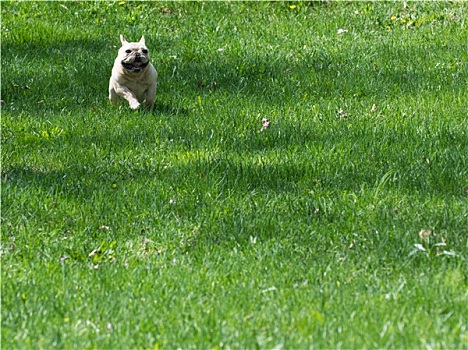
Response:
109,35,157,110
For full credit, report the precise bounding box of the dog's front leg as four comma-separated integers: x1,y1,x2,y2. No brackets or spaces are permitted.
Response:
115,85,141,110
109,87,120,105
145,82,157,111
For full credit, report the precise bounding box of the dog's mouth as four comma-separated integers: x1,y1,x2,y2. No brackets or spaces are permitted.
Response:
121,60,149,72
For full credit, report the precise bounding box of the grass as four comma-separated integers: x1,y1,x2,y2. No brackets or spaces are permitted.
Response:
1,1,467,348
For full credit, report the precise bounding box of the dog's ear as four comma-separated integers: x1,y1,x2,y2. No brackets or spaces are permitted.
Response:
139,35,146,45
120,34,128,46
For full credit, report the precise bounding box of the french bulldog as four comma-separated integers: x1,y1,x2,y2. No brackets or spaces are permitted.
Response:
109,35,157,110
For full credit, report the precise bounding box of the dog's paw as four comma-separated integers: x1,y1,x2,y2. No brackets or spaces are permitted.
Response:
145,101,154,111
129,101,141,110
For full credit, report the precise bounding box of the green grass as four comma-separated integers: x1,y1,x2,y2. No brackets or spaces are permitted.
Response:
1,1,467,348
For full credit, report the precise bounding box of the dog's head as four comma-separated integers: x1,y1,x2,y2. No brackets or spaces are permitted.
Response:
118,35,150,72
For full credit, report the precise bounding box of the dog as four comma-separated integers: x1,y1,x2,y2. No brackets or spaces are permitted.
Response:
109,35,157,110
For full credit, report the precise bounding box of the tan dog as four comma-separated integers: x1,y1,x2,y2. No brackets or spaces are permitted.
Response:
109,35,157,110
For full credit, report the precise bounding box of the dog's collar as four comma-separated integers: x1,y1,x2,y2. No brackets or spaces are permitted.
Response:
121,61,149,72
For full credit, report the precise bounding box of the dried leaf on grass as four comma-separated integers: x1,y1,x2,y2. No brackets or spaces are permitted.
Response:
260,118,271,131
418,229,433,240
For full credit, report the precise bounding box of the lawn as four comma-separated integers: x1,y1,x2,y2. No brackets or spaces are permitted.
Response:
1,1,467,348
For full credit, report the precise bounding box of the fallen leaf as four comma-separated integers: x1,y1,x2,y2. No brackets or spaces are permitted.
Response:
441,250,456,257
418,229,433,240
261,118,271,130
160,7,171,15
88,249,99,258
414,243,426,251
261,286,277,293
337,109,348,118
207,81,217,89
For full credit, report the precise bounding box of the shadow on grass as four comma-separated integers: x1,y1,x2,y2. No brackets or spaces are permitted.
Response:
3,27,467,115
176,41,467,105
2,20,467,236
3,121,464,203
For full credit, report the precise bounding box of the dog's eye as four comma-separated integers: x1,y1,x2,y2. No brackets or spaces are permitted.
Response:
125,49,132,53
142,49,148,54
